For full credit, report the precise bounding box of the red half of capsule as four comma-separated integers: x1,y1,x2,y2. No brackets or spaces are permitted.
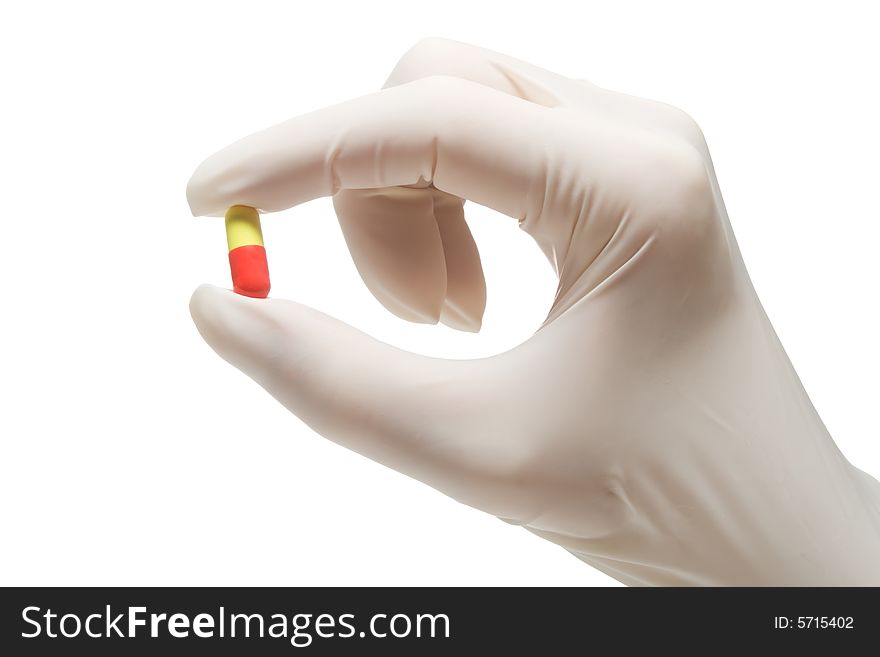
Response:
228,244,270,298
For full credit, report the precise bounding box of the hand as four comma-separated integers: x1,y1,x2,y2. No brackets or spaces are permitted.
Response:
187,39,880,586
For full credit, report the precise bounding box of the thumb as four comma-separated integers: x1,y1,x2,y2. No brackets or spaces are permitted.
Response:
189,284,509,505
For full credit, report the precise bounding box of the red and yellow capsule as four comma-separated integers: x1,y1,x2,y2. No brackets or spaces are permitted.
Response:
225,205,270,298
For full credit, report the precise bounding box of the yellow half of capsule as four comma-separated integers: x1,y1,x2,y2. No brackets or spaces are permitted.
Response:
225,205,264,250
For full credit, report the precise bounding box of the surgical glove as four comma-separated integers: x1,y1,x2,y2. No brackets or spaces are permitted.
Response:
187,39,880,586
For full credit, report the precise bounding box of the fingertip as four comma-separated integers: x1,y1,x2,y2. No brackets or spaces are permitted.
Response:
186,154,234,218
440,302,483,333
190,283,255,344
189,282,223,311
186,165,216,217
189,284,236,341
381,297,443,326
190,283,293,377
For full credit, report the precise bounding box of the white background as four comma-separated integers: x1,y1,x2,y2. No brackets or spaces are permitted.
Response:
1,1,878,586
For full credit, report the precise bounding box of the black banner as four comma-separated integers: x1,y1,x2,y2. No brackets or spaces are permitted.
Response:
1,587,875,654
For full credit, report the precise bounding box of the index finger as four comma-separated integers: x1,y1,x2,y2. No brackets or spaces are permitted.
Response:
186,76,577,224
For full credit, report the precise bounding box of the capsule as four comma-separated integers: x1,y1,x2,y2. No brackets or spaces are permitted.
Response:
225,205,270,298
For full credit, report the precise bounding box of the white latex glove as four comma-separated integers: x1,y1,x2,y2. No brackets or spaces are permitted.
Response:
187,39,880,586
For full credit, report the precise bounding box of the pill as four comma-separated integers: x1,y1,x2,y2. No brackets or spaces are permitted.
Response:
225,205,270,298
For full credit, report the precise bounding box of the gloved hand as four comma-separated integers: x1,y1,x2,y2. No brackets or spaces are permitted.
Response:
187,39,880,586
